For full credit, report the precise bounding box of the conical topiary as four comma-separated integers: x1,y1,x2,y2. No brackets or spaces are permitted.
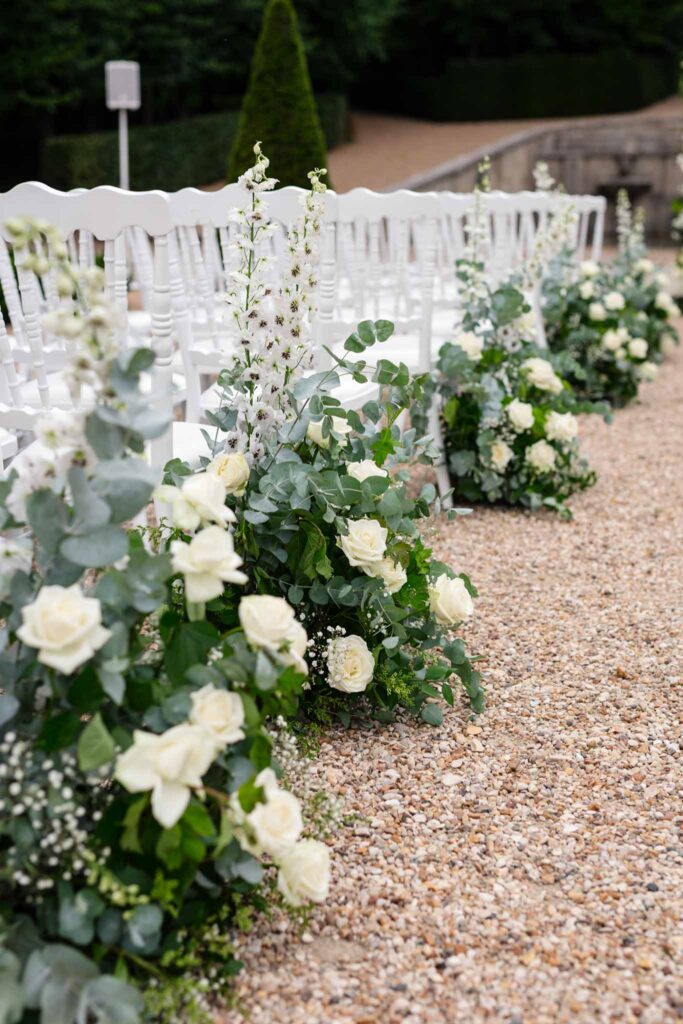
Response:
227,0,328,188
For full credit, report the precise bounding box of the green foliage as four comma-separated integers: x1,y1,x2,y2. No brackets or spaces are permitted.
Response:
228,0,328,188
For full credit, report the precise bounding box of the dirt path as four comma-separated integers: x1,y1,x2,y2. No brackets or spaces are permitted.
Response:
219,336,683,1024
326,95,683,191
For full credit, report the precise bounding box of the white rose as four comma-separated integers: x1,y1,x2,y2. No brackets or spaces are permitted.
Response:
326,634,375,693
369,557,407,594
156,472,235,532
521,357,563,395
506,398,534,432
545,411,578,443
655,290,676,315
579,281,594,300
114,724,215,829
307,416,352,449
634,258,654,275
655,272,669,288
171,526,248,603
0,538,32,577
490,439,513,472
580,260,600,277
189,684,245,748
207,452,250,496
526,439,557,473
238,595,308,674
277,839,331,906
454,330,483,360
428,574,474,627
627,338,648,360
247,789,303,858
346,460,388,483
589,302,606,322
640,361,658,381
17,585,111,676
339,518,387,569
604,291,625,311
602,329,622,352
254,767,280,799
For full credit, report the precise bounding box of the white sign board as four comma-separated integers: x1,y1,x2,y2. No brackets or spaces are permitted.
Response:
105,61,141,111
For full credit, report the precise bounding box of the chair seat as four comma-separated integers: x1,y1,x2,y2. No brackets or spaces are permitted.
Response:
0,427,18,467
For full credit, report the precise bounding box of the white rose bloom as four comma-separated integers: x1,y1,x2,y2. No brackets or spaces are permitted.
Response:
589,302,606,322
189,684,245,748
615,347,626,359
506,398,534,432
238,595,308,674
307,416,352,449
490,439,513,472
156,472,235,532
580,260,600,277
454,330,484,360
0,538,32,577
602,328,622,352
207,452,250,496
255,767,281,799
545,411,578,443
579,281,594,300
114,724,215,829
327,634,375,693
526,439,557,473
428,574,474,627
655,272,669,288
346,460,388,483
521,357,563,395
655,290,676,316
369,557,407,594
247,789,303,859
339,517,387,569
627,338,648,360
640,361,658,381
604,291,625,311
17,585,111,675
634,258,654,275
277,839,331,906
171,526,248,603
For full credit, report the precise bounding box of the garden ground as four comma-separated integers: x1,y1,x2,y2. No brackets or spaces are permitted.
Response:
219,331,683,1023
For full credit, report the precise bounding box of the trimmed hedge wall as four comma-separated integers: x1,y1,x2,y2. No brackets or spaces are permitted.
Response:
43,95,348,192
359,49,678,121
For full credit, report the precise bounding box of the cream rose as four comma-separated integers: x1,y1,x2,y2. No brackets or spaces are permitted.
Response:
655,290,677,316
506,398,534,432
307,416,352,449
189,684,245,748
454,330,484,361
17,585,111,676
346,460,388,483
428,574,474,627
156,472,235,532
339,518,387,569
589,302,606,322
326,634,375,693
580,260,600,277
604,291,625,311
526,439,557,473
601,329,622,352
627,338,648,360
634,257,654,275
521,357,563,395
640,361,658,381
369,557,407,594
247,789,303,859
277,839,331,906
171,526,248,603
545,411,578,443
238,595,308,674
114,724,215,829
490,439,513,472
579,281,594,300
207,451,250,496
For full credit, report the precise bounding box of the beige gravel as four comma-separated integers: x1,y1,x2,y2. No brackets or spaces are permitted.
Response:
218,335,683,1024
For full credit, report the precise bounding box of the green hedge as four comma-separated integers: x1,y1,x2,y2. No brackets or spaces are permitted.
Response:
43,95,348,192
360,49,678,121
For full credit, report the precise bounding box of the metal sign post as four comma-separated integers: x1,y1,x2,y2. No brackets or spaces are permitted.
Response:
105,61,141,190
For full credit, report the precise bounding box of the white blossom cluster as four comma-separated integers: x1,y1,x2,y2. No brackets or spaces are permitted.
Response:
217,142,328,461
522,199,578,289
459,157,492,307
532,160,557,192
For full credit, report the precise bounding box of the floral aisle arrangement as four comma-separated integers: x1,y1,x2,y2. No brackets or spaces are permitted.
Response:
0,222,330,1024
161,146,483,724
671,141,683,292
542,190,678,407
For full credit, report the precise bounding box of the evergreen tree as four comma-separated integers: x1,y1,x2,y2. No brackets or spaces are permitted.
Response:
228,0,328,188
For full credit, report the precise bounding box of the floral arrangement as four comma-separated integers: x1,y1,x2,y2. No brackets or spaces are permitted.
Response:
0,220,330,1024
542,190,678,407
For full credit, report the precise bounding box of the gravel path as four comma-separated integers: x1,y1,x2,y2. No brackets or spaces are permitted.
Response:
219,337,683,1024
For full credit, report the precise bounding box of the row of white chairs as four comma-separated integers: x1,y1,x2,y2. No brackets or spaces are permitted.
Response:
0,182,606,485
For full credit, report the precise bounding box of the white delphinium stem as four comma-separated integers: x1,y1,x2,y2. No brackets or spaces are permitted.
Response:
460,156,492,308
522,199,578,289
